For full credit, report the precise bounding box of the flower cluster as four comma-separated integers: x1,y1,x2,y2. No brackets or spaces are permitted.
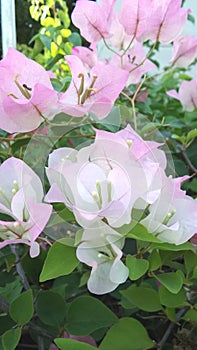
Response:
0,158,52,257
0,0,196,133
44,125,197,294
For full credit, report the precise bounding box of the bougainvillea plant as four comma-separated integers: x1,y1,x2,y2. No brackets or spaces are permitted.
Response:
0,0,197,349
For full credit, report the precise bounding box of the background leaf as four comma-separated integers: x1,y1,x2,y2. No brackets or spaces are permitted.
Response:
54,338,96,350
126,255,149,280
121,286,162,312
36,291,67,328
66,296,118,336
99,318,154,350
155,271,183,294
9,290,34,326
40,239,79,282
2,328,21,350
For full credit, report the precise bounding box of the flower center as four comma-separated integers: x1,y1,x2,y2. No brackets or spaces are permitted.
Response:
7,74,32,100
77,73,98,105
162,210,176,225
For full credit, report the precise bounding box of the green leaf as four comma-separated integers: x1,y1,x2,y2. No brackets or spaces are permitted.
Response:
68,32,82,47
2,328,21,350
121,286,162,312
192,266,197,279
39,34,52,50
54,338,96,350
155,271,183,294
183,310,197,323
0,277,22,303
188,13,195,24
159,286,188,308
187,178,197,193
151,241,193,251
51,78,64,92
0,316,15,337
186,128,197,142
184,251,197,276
9,290,34,326
67,296,118,336
36,291,66,328
56,207,75,222
93,106,121,132
40,239,79,282
165,307,176,322
148,250,161,271
46,53,64,70
126,223,161,243
99,318,154,350
126,255,149,280
79,271,90,288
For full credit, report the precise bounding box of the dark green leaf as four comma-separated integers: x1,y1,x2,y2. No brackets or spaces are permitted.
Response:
148,250,161,271
67,296,118,336
0,278,22,303
151,242,193,251
184,251,197,276
2,328,21,350
183,309,197,323
99,318,154,350
54,338,96,350
36,291,66,328
155,271,183,294
121,286,162,312
126,255,149,280
126,223,161,243
9,290,34,326
159,286,189,308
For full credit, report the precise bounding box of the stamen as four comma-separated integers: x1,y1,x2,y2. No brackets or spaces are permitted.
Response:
80,74,98,104
0,187,11,206
23,84,32,91
89,74,98,89
98,251,113,261
91,191,102,209
163,210,176,225
96,180,102,207
126,139,132,148
107,180,112,202
13,180,19,192
7,93,18,99
80,89,89,105
78,73,85,96
12,180,19,196
14,74,31,99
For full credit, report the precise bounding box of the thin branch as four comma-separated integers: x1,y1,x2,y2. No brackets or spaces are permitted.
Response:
10,245,30,290
37,335,45,350
121,75,147,130
0,295,9,313
25,322,55,341
0,294,55,341
158,307,189,349
178,144,197,175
